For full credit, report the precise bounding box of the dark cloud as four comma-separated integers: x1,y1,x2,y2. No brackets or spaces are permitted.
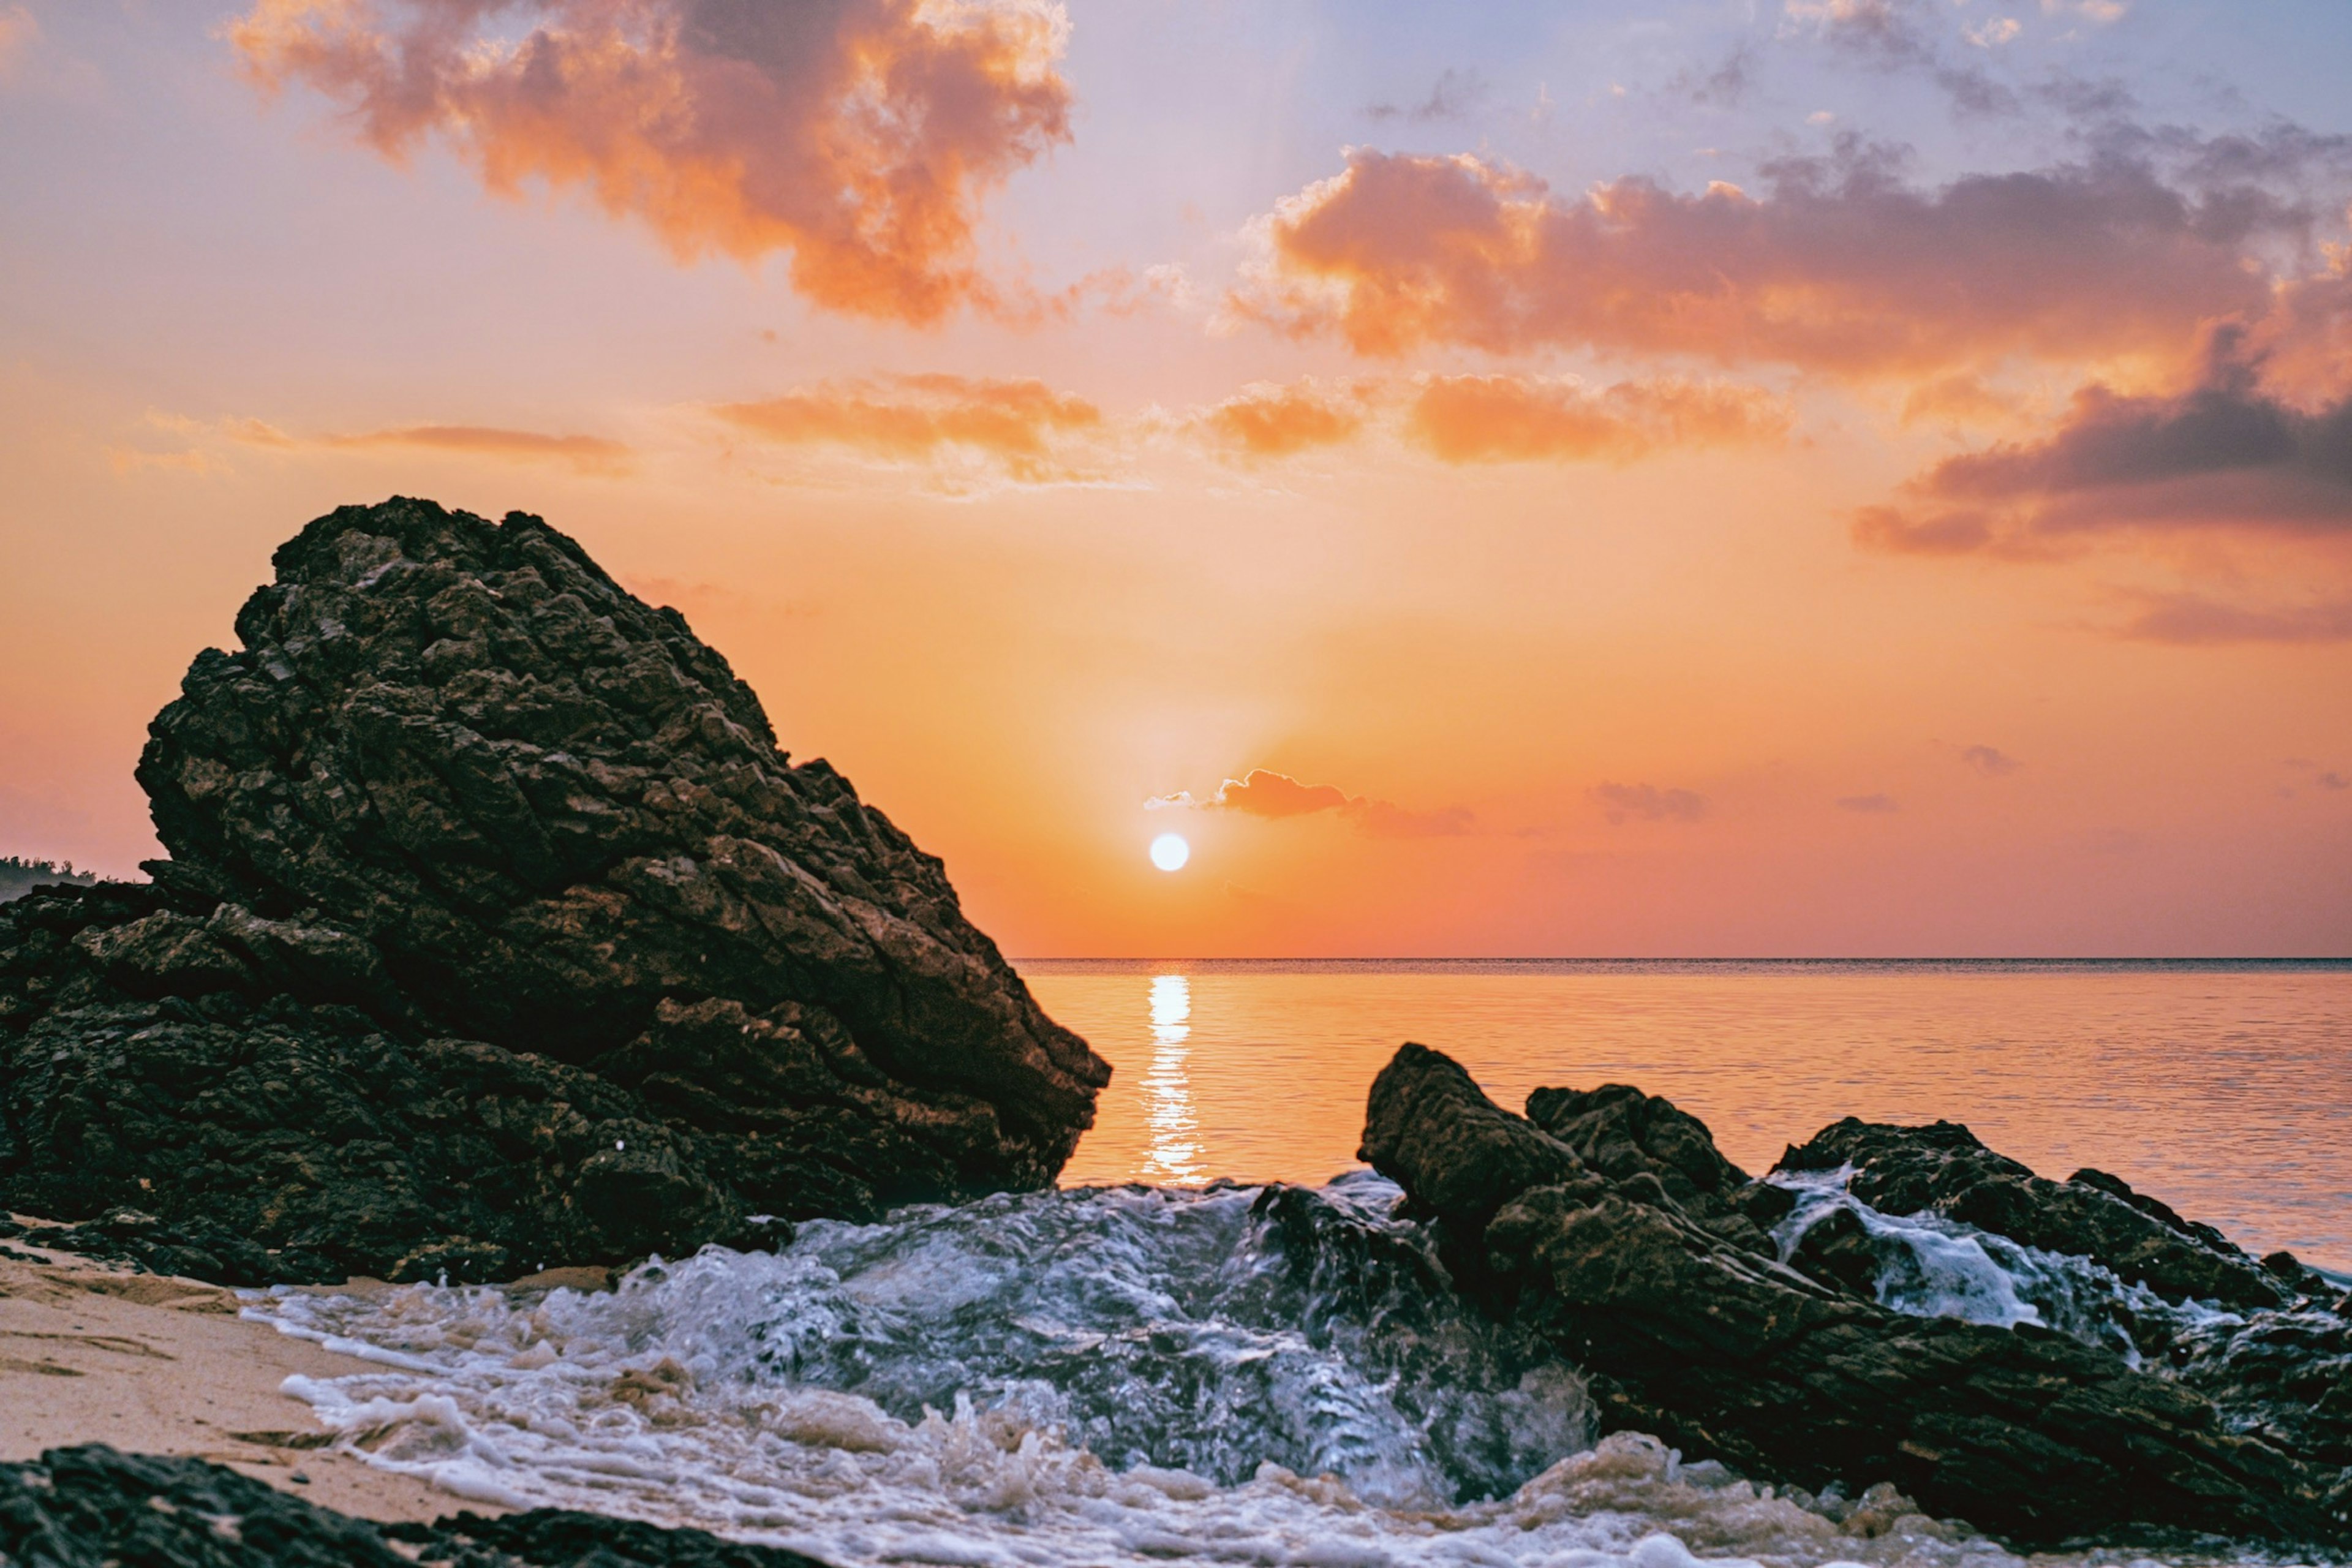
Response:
1591,782,1708,824
1366,67,1488,124
1962,745,2022,776
2321,772,2351,791
1857,328,2352,554
1150,769,1472,838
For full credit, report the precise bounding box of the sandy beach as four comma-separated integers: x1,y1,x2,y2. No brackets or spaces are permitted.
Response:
0,1223,474,1526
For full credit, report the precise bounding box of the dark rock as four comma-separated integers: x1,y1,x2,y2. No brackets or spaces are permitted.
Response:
1359,1044,1580,1233
0,499,1107,1281
0,1443,830,1567
1778,1118,2285,1311
1359,1044,2350,1548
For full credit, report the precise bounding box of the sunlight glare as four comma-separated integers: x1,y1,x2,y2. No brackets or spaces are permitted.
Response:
1149,832,1190,872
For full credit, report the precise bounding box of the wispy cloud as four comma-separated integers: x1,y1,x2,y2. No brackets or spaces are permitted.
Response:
228,0,1073,324
232,418,631,474
1149,769,1472,838
0,6,37,79
1590,782,1709,824
2115,592,2352,646
713,374,1102,485
1365,67,1488,123
1962,744,2022,775
1406,374,1791,463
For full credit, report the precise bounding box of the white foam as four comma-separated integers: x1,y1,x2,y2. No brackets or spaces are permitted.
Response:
242,1181,2275,1568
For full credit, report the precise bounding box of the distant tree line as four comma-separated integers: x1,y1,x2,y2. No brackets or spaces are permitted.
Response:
0,856,99,904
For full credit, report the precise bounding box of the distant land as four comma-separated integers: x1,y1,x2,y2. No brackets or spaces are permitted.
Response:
0,856,98,903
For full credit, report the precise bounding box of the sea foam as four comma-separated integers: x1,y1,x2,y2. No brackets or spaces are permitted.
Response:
248,1175,2269,1568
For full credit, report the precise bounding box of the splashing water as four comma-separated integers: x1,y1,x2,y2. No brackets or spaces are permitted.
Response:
1764,1169,2248,1367
249,1177,2283,1568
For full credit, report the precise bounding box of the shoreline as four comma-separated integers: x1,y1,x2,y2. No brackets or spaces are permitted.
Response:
0,1224,476,1527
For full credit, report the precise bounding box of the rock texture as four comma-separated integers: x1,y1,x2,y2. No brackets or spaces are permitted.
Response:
1359,1043,2350,1549
0,498,1107,1282
0,1444,830,1567
1777,1118,2291,1311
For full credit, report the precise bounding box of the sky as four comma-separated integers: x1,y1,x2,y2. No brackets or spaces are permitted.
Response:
1,0,2348,957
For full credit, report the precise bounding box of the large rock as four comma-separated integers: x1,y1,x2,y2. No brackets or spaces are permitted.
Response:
1358,1043,2350,1548
0,499,1107,1281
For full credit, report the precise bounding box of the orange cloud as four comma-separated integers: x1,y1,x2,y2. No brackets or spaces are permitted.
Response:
1855,327,2352,556
1235,146,2296,376
228,0,1072,325
232,418,631,473
1201,381,1367,459
1406,374,1791,463
713,374,1101,483
1150,769,1472,838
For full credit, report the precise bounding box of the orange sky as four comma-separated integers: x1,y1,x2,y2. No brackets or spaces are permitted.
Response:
1,1,2348,955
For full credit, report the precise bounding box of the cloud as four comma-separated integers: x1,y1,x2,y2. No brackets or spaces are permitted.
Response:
1962,744,2022,775
1590,782,1708,824
227,0,1072,325
2114,592,2352,646
1231,145,2307,377
0,6,36,78
2321,771,2351,791
1365,67,1487,124
1836,792,1900,812
1406,374,1792,463
232,418,631,473
1199,380,1368,459
1855,327,2352,554
1782,0,2017,116
1150,769,1472,838
712,374,1101,483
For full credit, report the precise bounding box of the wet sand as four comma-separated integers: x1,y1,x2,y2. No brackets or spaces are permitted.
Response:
0,1227,481,1525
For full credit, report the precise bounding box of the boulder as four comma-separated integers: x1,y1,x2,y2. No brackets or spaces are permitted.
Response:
0,499,1107,1281
1358,1044,2349,1548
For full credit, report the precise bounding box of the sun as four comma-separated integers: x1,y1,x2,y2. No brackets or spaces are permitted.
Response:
1149,832,1190,872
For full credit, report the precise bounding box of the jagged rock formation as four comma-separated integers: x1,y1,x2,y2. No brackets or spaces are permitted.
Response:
1359,1042,2350,1549
0,1444,831,1567
1778,1117,2294,1311
0,499,1107,1283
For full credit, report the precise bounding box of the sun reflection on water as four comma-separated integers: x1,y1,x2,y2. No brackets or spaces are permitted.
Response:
1140,973,1204,1182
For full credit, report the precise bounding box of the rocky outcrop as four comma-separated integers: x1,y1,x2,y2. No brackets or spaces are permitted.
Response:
0,1444,831,1567
1777,1118,2291,1311
0,499,1107,1282
1358,1042,2350,1548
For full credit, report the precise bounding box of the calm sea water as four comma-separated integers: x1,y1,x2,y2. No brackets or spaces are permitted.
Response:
1025,959,2352,1270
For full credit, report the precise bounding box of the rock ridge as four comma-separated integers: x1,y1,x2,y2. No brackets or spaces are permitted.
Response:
1357,1041,2351,1549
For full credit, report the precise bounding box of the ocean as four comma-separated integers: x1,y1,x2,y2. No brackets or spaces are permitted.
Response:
1034,959,2352,1268
250,960,2352,1568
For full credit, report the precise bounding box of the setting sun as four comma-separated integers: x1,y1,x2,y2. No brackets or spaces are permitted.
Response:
1149,834,1190,873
